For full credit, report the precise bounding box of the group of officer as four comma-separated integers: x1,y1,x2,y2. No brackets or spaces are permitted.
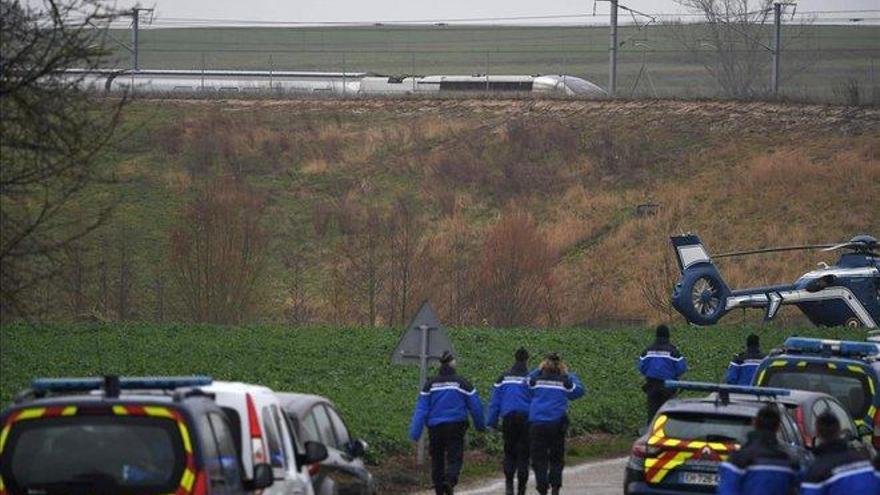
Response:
718,404,880,494
409,348,584,495
639,325,880,494
410,325,880,495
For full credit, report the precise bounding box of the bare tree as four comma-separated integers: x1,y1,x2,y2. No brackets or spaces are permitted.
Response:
641,245,679,323
387,194,423,326
670,0,775,97
61,240,88,317
475,208,558,328
1,0,125,319
115,227,133,320
283,248,312,326
152,274,166,322
335,206,388,327
169,177,268,324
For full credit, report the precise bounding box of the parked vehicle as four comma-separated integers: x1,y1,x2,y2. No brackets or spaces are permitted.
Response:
624,382,812,494
0,375,273,495
203,381,328,495
753,337,880,449
712,389,875,457
276,393,375,495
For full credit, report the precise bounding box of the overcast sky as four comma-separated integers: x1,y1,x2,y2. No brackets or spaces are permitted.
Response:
25,0,879,25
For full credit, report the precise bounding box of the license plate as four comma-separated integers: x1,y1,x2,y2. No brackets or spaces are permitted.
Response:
683,472,719,485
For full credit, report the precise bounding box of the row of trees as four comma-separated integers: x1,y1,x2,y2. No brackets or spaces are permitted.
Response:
35,173,562,328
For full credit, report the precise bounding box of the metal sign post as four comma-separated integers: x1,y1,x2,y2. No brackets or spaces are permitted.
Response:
416,323,429,465
391,301,454,465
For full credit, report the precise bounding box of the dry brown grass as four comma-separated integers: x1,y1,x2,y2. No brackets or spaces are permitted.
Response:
55,99,879,326
563,142,880,325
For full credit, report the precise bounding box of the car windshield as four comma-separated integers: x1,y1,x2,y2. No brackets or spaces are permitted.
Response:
660,412,753,444
762,365,871,418
1,416,185,495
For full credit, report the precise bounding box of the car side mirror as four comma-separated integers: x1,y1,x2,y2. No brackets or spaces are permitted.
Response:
346,439,367,458
244,463,273,490
304,440,329,464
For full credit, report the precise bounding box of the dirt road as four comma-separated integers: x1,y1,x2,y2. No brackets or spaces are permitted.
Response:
415,457,628,495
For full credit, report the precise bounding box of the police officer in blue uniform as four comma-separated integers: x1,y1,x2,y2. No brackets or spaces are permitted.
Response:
800,412,879,495
725,334,765,386
874,453,880,485
638,325,688,423
718,405,800,495
528,352,585,495
487,347,532,495
410,351,486,495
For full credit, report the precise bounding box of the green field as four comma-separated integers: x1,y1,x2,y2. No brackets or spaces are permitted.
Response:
107,24,880,101
0,323,868,461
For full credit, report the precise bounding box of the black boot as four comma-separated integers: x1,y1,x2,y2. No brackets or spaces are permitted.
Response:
505,478,515,495
550,486,560,495
444,483,454,495
517,482,527,495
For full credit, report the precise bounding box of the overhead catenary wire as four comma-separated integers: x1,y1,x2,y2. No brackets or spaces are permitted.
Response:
71,9,880,29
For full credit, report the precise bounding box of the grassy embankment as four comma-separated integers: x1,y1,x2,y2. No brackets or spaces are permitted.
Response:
59,99,878,328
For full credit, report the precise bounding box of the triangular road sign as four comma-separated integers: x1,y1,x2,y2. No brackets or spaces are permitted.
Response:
391,301,454,365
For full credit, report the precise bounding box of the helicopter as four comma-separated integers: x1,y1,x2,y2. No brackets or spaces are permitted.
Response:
669,234,880,328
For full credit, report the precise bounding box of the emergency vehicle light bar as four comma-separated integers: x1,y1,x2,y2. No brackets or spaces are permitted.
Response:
783,337,879,357
32,376,213,393
665,380,791,397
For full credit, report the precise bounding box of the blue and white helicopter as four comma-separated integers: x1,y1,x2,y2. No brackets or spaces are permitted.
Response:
670,234,880,328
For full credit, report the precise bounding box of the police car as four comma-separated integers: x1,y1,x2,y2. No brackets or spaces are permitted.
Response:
0,376,273,495
752,337,880,451
624,382,812,494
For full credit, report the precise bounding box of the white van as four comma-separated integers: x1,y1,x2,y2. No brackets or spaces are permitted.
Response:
204,381,328,495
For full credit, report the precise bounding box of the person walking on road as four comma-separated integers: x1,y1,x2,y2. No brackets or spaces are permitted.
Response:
409,351,486,495
725,333,765,386
638,325,688,423
487,347,533,495
718,405,800,495
527,352,585,495
800,412,879,494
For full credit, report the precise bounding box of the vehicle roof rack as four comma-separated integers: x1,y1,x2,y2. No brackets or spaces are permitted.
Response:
24,375,213,400
665,380,790,405
782,337,879,358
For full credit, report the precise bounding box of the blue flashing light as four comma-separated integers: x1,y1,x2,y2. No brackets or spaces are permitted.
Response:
32,378,102,392
32,376,212,393
665,380,791,397
784,337,879,357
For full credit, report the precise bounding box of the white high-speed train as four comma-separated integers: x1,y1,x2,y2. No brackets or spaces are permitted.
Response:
64,69,607,97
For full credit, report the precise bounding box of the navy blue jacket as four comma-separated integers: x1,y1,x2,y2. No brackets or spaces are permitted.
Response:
486,362,531,428
800,440,879,495
638,340,688,382
718,430,800,495
409,365,486,441
527,369,585,424
875,454,880,484
725,347,766,386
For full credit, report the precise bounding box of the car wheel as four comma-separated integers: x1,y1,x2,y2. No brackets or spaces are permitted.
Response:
623,467,636,495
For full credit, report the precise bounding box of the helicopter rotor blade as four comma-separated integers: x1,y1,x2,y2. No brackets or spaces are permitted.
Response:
713,244,838,259
822,242,855,252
